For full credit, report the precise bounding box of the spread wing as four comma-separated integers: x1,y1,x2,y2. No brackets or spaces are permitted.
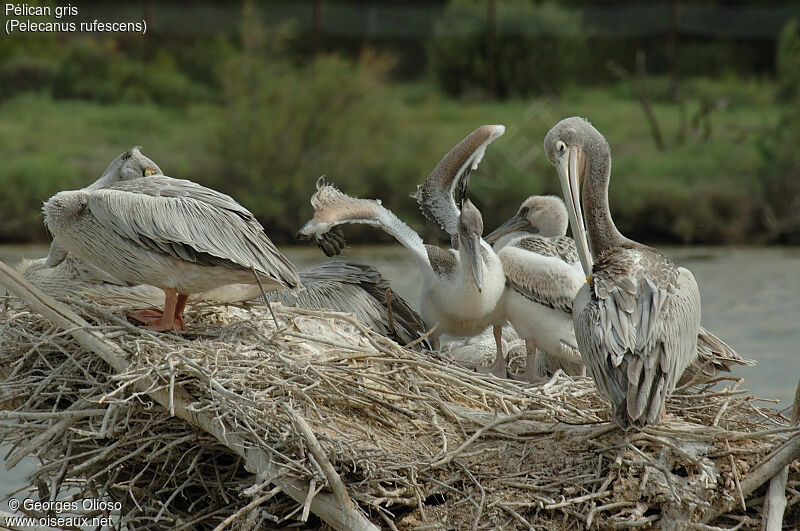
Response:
575,247,701,429
500,235,583,313
90,176,300,289
298,178,432,272
411,125,505,235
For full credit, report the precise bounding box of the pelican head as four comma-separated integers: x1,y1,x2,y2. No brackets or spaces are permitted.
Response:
485,195,569,245
87,147,163,190
544,117,609,276
458,198,485,292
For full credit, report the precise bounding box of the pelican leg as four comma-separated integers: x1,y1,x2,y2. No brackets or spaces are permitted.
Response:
477,325,507,379
142,288,180,331
524,340,537,382
174,293,189,330
509,340,548,385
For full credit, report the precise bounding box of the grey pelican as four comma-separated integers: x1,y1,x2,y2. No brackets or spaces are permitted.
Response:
43,172,301,331
19,256,429,349
299,180,505,348
482,195,755,384
483,195,585,381
299,126,506,349
44,147,164,268
544,116,701,429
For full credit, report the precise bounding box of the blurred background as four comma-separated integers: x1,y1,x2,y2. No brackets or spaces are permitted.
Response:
1,0,800,245
1,0,799,505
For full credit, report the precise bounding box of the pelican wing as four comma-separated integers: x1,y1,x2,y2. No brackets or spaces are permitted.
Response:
680,326,756,385
299,180,432,271
575,247,701,428
20,256,164,306
268,261,430,350
500,235,583,313
412,125,505,235
90,176,300,289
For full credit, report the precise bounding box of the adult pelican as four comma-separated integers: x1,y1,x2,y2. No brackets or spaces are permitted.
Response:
483,195,754,384
299,126,506,348
43,147,165,268
544,116,701,429
482,195,585,381
43,164,301,331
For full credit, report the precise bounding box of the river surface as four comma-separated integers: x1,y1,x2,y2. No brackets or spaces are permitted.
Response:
1,244,798,509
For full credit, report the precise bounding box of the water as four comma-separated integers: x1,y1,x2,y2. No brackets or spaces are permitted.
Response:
1,244,798,510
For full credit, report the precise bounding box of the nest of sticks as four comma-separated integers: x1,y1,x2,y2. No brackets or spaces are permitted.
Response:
1,272,799,530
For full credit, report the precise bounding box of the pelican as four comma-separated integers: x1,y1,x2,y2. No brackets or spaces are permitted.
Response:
481,194,755,384
44,147,164,268
43,169,301,332
20,256,429,349
300,126,506,348
482,195,585,381
299,179,505,349
545,116,701,429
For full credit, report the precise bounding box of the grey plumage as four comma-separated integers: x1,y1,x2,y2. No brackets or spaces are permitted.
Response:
45,147,164,268
573,246,701,428
299,126,508,343
483,195,587,380
681,326,756,385
266,261,430,350
44,175,300,294
43,147,300,330
412,125,505,236
545,117,703,429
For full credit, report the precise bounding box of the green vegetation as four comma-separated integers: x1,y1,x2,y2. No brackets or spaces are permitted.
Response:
0,74,786,245
757,18,800,244
428,0,587,98
0,4,797,246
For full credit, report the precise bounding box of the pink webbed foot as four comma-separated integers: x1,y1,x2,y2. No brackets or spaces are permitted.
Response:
128,308,185,331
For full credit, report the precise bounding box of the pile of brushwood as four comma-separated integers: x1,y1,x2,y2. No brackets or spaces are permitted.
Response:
0,266,798,530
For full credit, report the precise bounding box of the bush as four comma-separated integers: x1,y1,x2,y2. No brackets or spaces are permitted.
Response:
214,15,429,238
777,19,800,102
50,39,213,106
0,54,57,101
757,104,800,243
428,0,586,99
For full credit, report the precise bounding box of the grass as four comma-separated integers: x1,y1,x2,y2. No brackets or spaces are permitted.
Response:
0,75,787,244
0,94,219,241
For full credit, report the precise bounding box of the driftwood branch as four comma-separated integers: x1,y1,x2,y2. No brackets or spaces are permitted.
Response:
702,380,800,524
762,379,800,530
0,260,378,531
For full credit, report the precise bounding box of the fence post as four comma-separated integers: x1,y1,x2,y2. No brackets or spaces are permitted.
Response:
487,0,497,98
313,0,323,53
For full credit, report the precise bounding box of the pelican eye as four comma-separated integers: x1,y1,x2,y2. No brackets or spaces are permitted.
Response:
518,206,529,217
556,140,566,153
144,168,157,176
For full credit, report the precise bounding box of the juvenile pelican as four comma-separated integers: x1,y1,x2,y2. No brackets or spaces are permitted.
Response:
482,195,754,384
43,174,301,331
545,117,701,429
300,126,506,348
300,181,505,348
483,195,585,381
